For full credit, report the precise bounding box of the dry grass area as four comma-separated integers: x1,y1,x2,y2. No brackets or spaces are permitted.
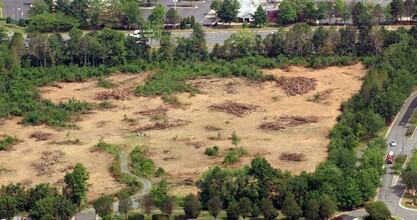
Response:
0,64,366,199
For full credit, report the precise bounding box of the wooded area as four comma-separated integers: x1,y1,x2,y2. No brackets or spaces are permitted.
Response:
1,1,417,218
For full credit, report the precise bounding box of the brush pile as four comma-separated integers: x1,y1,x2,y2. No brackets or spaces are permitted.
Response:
96,89,130,100
32,150,65,176
260,116,319,130
135,106,168,116
280,152,305,162
134,119,189,132
30,131,52,141
275,76,317,96
210,101,258,117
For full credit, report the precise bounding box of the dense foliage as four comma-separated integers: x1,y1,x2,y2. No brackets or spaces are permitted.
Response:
1,5,417,217
0,171,84,219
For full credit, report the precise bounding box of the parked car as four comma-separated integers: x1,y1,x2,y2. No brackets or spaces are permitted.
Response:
386,151,394,164
390,140,397,146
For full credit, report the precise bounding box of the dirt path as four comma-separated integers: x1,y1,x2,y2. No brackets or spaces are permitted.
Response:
82,150,152,213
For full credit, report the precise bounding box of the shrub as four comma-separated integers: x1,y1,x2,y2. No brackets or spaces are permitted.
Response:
130,146,155,177
18,19,26,27
223,151,240,165
152,214,169,220
128,214,145,220
6,17,11,24
27,13,80,32
92,139,119,155
365,201,391,220
0,136,19,151
204,146,219,156
97,77,115,88
99,101,116,109
155,167,166,177
223,147,248,165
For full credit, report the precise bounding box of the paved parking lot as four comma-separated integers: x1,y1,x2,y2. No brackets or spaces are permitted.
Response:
1,0,33,19
142,0,213,23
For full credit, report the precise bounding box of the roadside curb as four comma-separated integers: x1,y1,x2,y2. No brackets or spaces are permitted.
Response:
385,91,417,139
399,189,417,212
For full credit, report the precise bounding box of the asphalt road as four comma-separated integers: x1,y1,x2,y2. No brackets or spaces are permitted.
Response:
341,92,417,219
1,0,32,19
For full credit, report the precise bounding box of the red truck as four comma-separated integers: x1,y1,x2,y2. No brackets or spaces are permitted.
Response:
386,151,394,164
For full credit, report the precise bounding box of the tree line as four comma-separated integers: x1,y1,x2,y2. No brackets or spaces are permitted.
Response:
0,164,89,219
1,5,417,218
21,0,417,33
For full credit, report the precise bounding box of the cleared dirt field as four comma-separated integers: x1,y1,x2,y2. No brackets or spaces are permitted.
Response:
0,63,367,199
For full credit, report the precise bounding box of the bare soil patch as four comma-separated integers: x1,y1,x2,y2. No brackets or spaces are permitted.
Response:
0,64,367,198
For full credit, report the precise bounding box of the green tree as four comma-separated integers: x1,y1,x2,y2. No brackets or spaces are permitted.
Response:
64,163,90,207
231,131,240,147
93,195,113,217
183,193,201,219
151,179,168,211
365,201,391,220
121,0,145,29
211,0,222,11
305,0,318,23
207,196,222,219
253,5,267,27
142,195,154,217
251,203,260,218
218,0,240,25
28,0,50,16
8,32,25,65
226,199,240,220
402,170,417,193
279,0,297,24
30,197,55,220
161,196,174,216
55,196,78,220
390,0,405,20
119,195,133,219
316,1,327,21
259,198,277,220
87,0,105,27
26,183,58,210
373,4,385,24
404,0,415,18
238,197,252,219
281,193,302,220
148,4,166,40
48,32,65,66
0,196,17,220
165,8,180,26
319,196,337,219
305,199,319,219
27,13,80,33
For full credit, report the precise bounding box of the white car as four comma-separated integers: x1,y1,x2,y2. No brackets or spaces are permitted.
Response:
390,140,397,146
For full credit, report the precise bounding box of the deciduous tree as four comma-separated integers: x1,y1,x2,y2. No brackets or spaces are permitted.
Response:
64,163,90,207
183,193,201,219
207,196,222,219
253,5,267,27
217,0,240,25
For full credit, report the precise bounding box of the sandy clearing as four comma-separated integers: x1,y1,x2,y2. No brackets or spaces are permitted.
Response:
0,64,367,198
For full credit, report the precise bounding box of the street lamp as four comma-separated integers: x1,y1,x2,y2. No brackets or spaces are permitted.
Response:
173,0,178,10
